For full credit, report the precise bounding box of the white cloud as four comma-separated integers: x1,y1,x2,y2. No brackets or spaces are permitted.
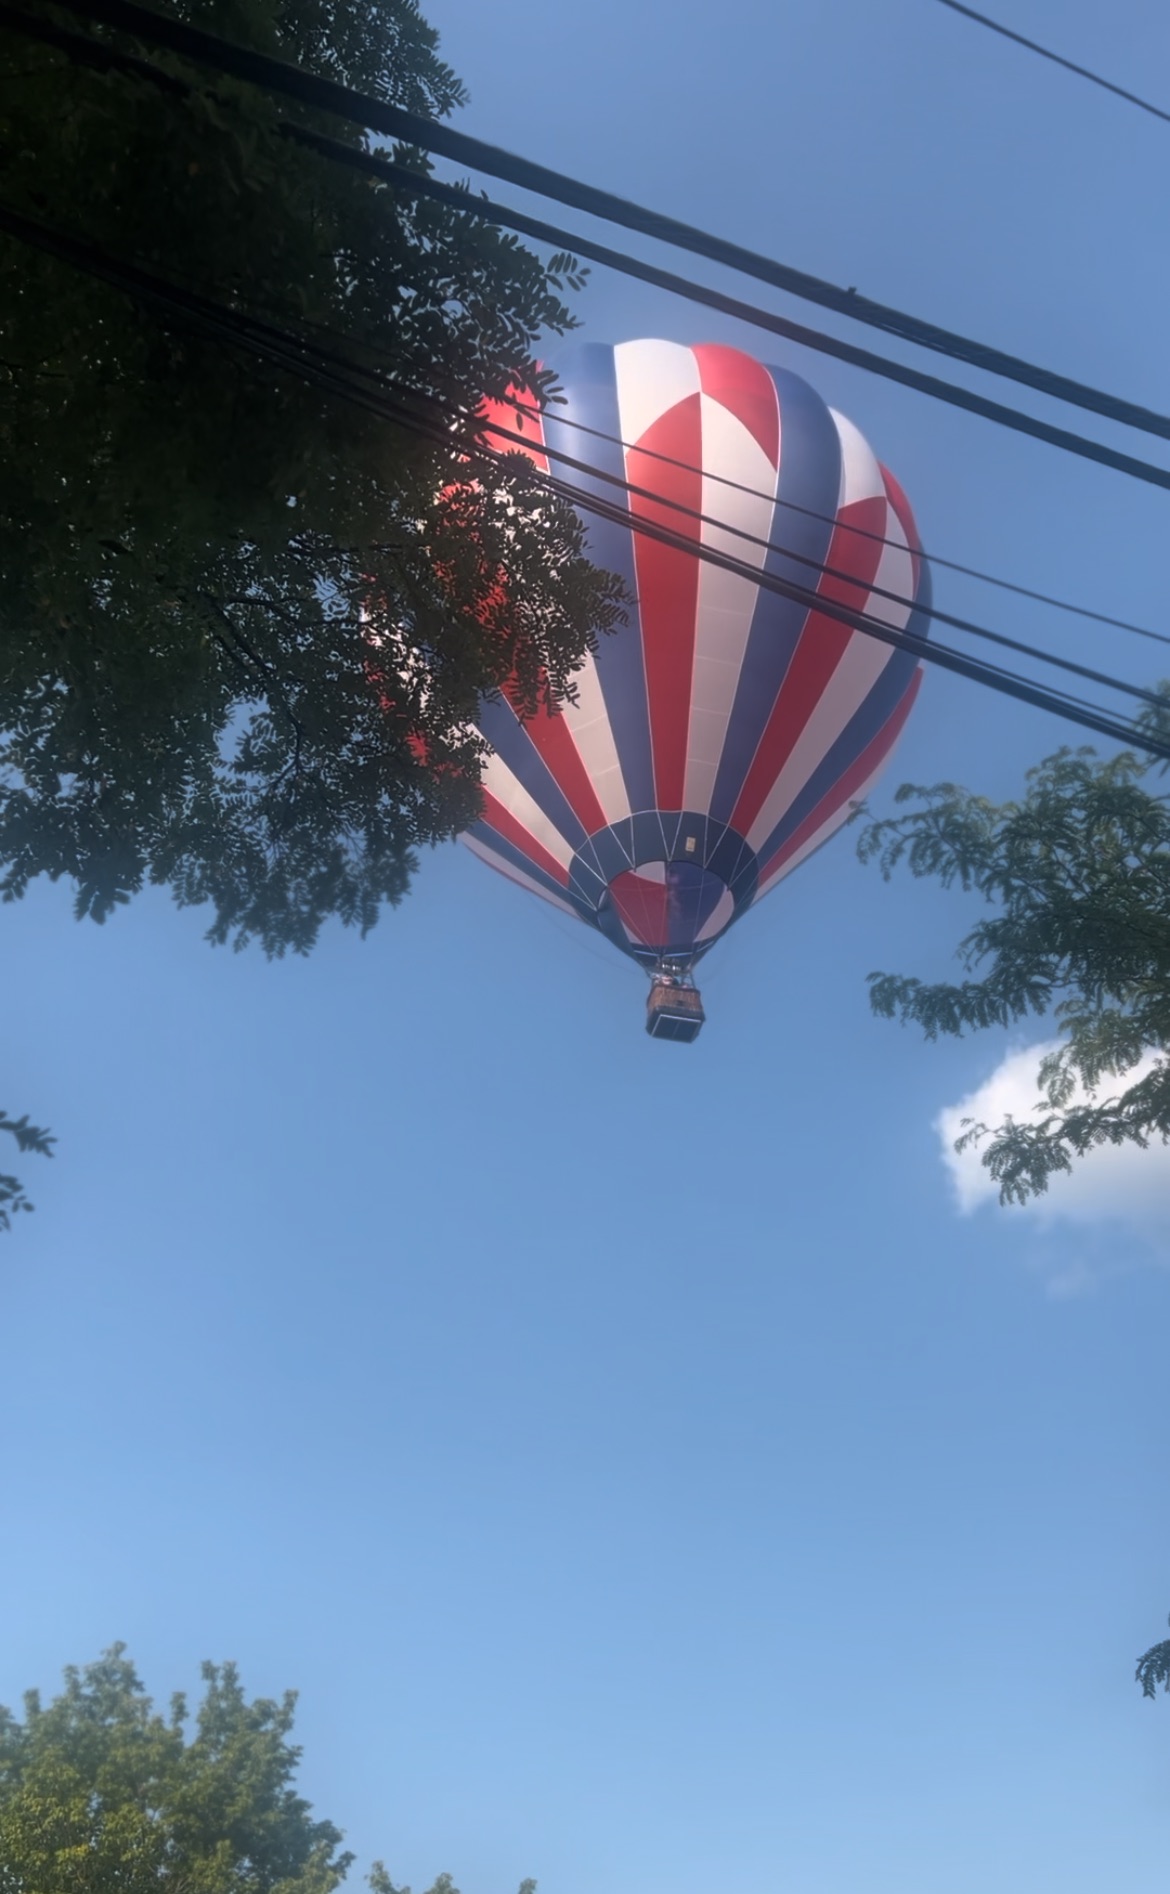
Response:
936,1042,1170,1274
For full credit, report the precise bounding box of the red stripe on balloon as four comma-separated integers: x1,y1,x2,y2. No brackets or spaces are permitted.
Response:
755,672,922,887
478,789,571,887
500,693,609,836
627,394,704,811
729,493,889,837
692,343,780,469
609,869,669,948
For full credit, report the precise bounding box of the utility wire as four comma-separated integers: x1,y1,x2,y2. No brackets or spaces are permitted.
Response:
8,0,1162,649
251,274,1170,652
2,170,1161,718
473,407,1170,718
289,135,1170,495
39,0,1170,449
930,0,1170,125
5,0,1164,665
3,197,1166,765
0,0,184,88
487,389,1170,653
11,2,1170,493
541,462,1153,731
548,462,1166,750
119,113,1168,657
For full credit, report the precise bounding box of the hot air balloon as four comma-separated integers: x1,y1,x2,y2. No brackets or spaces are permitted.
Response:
463,339,930,1041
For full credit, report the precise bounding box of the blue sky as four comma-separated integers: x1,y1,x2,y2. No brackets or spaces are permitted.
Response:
2,3,1169,1891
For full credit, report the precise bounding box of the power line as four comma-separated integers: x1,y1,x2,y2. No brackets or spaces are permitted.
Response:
285,134,1170,495
0,0,184,89
12,2,1170,494
41,0,1170,449
8,0,1164,649
122,99,1168,658
469,407,1170,719
543,463,1164,749
4,197,1167,766
550,465,1170,759
3,168,1160,721
252,257,1170,652
930,0,1170,126
486,391,1170,654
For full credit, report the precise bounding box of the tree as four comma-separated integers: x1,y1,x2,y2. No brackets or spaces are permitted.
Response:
1136,1619,1170,1700
0,1644,518,1894
859,689,1170,1203
0,0,623,956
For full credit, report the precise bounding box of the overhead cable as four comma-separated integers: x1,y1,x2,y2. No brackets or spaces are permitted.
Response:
0,0,184,87
3,198,1167,765
0,184,1161,716
284,134,1170,495
931,0,1170,126
536,466,1167,754
11,2,1170,492
112,86,1166,658
39,0,1170,447
10,0,1168,637
475,405,1170,717
488,390,1170,652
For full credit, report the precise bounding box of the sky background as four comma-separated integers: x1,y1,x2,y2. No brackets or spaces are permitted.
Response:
3,3,1169,1891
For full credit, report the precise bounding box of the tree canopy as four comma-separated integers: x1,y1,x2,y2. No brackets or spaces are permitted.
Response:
860,691,1170,1203
0,1644,514,1894
0,0,623,955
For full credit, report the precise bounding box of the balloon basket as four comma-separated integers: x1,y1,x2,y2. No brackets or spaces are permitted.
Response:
645,975,705,1043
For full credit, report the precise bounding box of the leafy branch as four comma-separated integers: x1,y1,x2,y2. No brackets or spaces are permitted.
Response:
1136,1617,1170,1699
0,1109,55,1231
861,687,1170,1202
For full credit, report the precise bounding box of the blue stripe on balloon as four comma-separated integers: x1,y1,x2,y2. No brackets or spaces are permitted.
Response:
476,694,589,853
543,344,656,817
466,819,582,907
707,366,842,827
751,559,931,870
594,896,654,964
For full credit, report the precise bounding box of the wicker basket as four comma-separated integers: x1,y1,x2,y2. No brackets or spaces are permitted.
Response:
645,980,705,1043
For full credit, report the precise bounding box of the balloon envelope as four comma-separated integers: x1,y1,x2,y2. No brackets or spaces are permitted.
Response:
462,339,930,970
